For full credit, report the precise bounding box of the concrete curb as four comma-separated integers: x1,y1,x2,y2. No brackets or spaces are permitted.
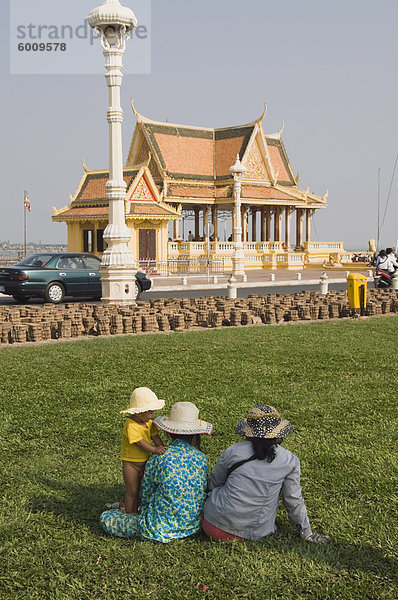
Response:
148,277,354,293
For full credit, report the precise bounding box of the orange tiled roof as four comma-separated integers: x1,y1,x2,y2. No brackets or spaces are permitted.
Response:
53,206,109,219
128,203,177,217
54,203,177,220
215,185,233,198
167,184,235,200
242,184,299,202
168,185,215,198
265,138,295,184
215,127,253,178
142,123,254,180
154,132,214,177
76,169,139,202
242,186,294,200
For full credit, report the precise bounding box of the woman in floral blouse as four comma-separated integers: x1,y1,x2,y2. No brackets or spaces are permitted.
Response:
100,402,213,543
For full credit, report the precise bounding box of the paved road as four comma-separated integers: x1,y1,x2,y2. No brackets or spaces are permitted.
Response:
0,282,351,305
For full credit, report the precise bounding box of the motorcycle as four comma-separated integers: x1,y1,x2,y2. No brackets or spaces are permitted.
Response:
374,268,393,289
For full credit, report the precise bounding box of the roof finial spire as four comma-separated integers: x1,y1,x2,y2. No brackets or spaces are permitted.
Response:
259,102,267,122
131,97,141,121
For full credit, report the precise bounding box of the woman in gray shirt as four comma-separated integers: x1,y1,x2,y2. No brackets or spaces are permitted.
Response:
202,405,329,543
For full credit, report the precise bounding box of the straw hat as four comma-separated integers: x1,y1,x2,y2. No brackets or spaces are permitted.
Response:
154,402,213,435
236,405,292,439
120,387,165,415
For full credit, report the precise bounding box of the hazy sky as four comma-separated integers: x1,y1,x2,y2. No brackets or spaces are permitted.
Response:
1,0,397,249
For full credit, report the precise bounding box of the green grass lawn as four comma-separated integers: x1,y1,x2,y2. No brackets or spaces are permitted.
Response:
0,316,397,600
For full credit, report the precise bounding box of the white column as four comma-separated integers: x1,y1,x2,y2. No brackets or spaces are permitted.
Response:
173,215,179,240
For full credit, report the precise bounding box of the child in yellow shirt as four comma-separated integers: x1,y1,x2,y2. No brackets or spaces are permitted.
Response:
119,387,166,514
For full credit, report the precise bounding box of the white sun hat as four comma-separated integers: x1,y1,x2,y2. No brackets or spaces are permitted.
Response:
154,401,213,435
120,387,165,415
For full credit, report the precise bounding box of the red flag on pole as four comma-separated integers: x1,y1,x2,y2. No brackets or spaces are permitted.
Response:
24,190,31,212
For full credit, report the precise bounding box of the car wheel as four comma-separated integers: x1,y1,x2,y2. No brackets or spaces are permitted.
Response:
134,280,141,300
45,282,65,304
12,295,30,303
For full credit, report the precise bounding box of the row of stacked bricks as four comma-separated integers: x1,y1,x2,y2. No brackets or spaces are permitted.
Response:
0,289,397,345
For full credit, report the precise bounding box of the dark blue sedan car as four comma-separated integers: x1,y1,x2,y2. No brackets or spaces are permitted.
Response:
0,253,151,303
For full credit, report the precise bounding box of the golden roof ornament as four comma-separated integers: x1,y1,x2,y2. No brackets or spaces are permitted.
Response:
131,97,141,121
258,103,267,122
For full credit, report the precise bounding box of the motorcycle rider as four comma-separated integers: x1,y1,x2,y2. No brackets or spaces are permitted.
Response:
385,248,398,274
376,250,390,270
375,249,394,287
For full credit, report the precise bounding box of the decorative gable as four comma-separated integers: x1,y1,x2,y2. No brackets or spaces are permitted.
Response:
244,139,270,181
134,137,152,166
129,174,157,203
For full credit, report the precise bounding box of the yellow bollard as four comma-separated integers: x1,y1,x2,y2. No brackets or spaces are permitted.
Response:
347,273,367,315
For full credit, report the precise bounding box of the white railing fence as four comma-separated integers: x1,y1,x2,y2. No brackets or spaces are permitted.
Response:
139,258,228,277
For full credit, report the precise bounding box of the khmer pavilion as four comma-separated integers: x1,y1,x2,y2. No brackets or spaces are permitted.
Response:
53,104,347,270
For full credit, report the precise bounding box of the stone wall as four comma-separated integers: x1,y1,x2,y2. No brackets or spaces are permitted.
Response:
0,289,397,346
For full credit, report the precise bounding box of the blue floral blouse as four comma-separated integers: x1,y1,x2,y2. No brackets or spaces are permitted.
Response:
138,439,208,543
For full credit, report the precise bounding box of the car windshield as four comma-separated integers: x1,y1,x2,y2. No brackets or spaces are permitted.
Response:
16,254,54,267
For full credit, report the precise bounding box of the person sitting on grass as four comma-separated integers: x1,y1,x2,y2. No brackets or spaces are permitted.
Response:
100,402,213,543
202,405,330,544
112,387,166,514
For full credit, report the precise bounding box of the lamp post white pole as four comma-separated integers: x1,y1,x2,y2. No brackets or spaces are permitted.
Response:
88,0,137,304
230,154,247,279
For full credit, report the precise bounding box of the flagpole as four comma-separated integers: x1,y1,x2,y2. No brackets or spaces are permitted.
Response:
377,168,380,251
24,192,27,258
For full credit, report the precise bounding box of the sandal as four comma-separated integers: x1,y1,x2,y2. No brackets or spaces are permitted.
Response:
105,502,121,509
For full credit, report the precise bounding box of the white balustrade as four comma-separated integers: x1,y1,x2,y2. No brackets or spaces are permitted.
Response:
166,241,344,270
217,243,235,251
289,254,304,263
307,242,343,250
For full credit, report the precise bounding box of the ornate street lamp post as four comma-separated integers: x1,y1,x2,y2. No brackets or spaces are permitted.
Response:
88,0,137,304
230,154,247,279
